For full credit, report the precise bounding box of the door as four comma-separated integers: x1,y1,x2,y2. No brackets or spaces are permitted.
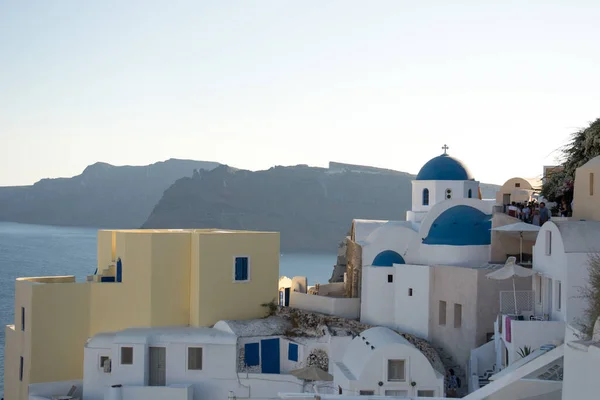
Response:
149,347,166,386
503,193,511,205
284,288,290,306
260,338,280,374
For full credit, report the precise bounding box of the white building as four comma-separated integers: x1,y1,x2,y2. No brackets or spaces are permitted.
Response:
333,327,444,397
562,318,600,399
491,220,600,369
81,325,305,400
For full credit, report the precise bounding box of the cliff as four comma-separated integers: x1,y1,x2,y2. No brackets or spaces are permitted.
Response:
142,163,500,252
0,159,219,228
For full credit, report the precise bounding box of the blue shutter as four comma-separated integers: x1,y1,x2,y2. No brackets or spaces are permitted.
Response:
288,343,298,361
235,258,243,281
241,257,248,280
244,343,259,366
235,257,249,281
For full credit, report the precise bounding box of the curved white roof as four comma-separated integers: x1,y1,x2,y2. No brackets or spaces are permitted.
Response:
353,219,415,243
554,220,600,253
341,327,415,380
579,155,600,169
86,326,237,348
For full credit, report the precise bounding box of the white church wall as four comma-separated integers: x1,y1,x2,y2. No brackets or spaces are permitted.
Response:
393,264,432,339
361,224,418,266
411,244,491,267
360,267,395,327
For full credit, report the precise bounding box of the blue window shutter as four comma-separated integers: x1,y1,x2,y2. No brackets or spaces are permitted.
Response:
288,343,298,361
235,257,249,281
241,257,248,280
245,343,259,366
235,258,242,281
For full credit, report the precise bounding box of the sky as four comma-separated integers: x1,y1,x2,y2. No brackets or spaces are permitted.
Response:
1,0,599,186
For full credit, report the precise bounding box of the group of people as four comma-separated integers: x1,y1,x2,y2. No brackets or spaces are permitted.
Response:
506,201,552,226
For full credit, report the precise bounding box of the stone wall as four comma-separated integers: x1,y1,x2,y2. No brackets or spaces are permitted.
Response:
345,239,363,298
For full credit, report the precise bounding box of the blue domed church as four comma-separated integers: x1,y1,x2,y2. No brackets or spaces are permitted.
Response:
353,147,493,269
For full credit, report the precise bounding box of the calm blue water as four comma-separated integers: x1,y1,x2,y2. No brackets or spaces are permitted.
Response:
0,222,335,396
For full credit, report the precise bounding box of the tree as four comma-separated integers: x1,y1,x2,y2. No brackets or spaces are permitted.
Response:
578,254,600,339
541,118,600,203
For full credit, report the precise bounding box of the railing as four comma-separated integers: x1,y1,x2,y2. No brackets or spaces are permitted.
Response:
499,290,534,315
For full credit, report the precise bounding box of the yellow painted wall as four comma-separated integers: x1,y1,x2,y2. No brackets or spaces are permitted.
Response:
495,177,534,204
573,159,600,221
4,280,33,400
97,230,114,271
89,232,153,336
29,282,90,384
5,228,281,399
150,232,191,326
193,232,280,326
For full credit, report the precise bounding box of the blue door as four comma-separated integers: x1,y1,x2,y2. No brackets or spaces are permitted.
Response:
260,338,280,374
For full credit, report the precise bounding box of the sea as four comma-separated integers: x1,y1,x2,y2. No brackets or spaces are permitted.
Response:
0,222,336,396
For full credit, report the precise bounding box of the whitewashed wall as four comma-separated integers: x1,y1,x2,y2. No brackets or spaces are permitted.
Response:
393,264,431,339
361,224,418,267
360,267,396,327
106,384,193,400
28,380,82,399
290,292,360,319
333,342,443,396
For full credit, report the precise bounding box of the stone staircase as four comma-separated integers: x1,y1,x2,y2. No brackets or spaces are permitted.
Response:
478,365,496,388
86,261,117,282
436,346,468,397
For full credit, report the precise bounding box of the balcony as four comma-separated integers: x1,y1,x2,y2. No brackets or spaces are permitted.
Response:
494,291,565,368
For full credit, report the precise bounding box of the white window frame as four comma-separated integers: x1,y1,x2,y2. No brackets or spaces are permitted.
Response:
232,255,251,283
386,358,407,382
99,354,110,370
186,346,203,371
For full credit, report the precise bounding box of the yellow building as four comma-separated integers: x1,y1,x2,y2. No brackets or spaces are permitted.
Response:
572,155,600,221
4,229,279,400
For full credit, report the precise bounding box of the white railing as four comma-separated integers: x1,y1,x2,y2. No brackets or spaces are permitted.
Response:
499,290,534,315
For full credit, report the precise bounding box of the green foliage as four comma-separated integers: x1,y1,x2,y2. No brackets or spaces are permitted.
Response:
541,118,600,202
577,254,600,339
517,345,532,358
261,299,278,316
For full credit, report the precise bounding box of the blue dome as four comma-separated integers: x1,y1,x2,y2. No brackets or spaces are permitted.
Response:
372,250,406,266
422,205,491,246
416,154,474,181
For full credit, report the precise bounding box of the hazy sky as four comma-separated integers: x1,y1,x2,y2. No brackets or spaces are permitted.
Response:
1,0,599,186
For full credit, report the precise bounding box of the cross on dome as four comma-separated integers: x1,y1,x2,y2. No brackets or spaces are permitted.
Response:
442,144,449,154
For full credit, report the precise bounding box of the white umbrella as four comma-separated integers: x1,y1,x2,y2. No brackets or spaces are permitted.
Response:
492,222,540,263
487,257,535,314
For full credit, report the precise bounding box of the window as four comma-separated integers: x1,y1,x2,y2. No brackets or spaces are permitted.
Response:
454,303,462,328
188,347,203,370
100,355,110,369
120,347,133,365
422,188,430,206
591,173,595,196
445,188,452,199
21,307,25,331
244,343,259,366
557,281,562,311
439,300,447,325
387,274,393,283
418,390,435,397
19,356,23,381
359,391,375,395
468,188,472,198
386,390,408,396
515,182,521,188
408,288,413,296
234,256,249,281
288,343,299,361
387,359,406,381
545,231,552,255
537,275,542,304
